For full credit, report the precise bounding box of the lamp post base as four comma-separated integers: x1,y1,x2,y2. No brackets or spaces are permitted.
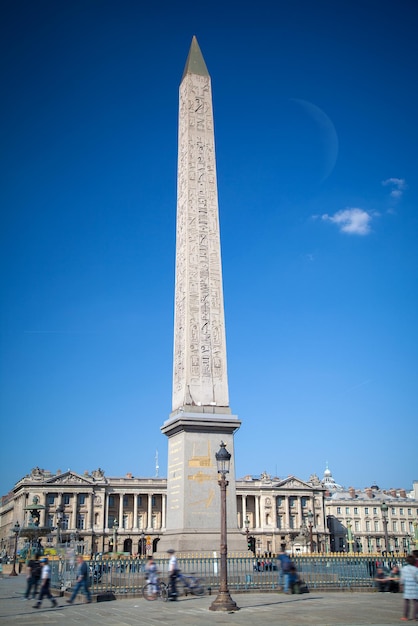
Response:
209,591,240,612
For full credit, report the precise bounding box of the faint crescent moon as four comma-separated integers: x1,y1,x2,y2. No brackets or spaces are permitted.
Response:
290,98,339,182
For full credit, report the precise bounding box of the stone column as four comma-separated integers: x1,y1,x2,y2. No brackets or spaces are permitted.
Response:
298,497,303,527
105,493,110,530
242,495,247,529
40,493,47,526
161,493,166,529
255,495,260,529
282,496,287,530
147,494,153,530
89,492,94,529
133,493,138,530
119,494,124,528
72,494,78,530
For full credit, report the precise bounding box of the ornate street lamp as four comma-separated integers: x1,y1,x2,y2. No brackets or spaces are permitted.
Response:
113,518,118,556
9,522,20,577
405,534,411,554
56,504,64,548
381,502,389,554
346,518,354,553
209,442,239,612
244,515,251,553
307,510,314,553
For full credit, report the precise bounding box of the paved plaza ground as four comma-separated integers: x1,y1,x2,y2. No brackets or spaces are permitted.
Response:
0,573,410,626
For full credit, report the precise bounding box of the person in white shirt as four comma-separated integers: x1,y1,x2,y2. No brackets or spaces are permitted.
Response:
33,557,58,609
400,554,418,621
167,549,178,600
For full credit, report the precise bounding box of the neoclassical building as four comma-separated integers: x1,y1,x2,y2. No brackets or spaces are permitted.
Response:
1,465,417,558
323,466,418,555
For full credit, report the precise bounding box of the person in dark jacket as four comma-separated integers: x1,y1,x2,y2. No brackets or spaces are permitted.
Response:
24,554,41,599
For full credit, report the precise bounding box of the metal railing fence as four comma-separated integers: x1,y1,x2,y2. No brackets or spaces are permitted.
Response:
50,554,406,596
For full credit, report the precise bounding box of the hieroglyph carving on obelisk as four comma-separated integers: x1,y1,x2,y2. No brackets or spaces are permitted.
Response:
172,36,229,413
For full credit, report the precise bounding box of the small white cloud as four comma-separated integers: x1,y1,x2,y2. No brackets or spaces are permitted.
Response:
382,177,406,199
321,208,372,235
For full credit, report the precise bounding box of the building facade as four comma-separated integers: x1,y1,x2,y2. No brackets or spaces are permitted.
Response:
2,465,416,558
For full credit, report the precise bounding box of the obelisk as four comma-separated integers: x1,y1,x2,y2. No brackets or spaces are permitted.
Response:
160,37,242,553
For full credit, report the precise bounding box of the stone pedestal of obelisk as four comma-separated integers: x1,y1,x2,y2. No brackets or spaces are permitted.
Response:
159,37,243,553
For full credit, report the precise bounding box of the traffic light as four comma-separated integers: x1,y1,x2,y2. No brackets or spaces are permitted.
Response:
247,536,256,554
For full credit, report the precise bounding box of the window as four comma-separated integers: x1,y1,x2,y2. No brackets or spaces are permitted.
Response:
395,538,399,548
374,521,379,531
365,507,369,515
109,496,115,506
301,497,307,508
123,496,129,507
337,507,341,514
408,508,412,515
366,521,371,531
78,494,85,505
400,508,404,515
122,514,128,529
373,507,377,515
354,507,358,515
401,521,406,532
391,507,396,515
277,516,282,529
289,516,295,529
355,521,360,532
137,496,142,507
137,514,144,529
345,507,350,515
289,497,295,508
410,522,414,533
62,514,69,530
393,521,398,532
77,514,85,530
151,514,157,529
152,496,156,507
47,514,54,528
63,494,70,505
47,494,55,505
376,538,381,548
276,497,282,507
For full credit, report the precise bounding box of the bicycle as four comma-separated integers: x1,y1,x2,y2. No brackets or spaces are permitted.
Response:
176,571,206,596
142,578,168,601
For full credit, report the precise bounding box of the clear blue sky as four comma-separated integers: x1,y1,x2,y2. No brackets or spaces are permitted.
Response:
1,0,417,498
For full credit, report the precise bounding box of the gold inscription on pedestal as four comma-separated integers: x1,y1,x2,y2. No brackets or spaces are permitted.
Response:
188,441,212,468
187,471,212,483
188,488,215,509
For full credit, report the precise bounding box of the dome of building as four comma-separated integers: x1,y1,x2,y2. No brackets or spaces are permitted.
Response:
321,464,344,492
